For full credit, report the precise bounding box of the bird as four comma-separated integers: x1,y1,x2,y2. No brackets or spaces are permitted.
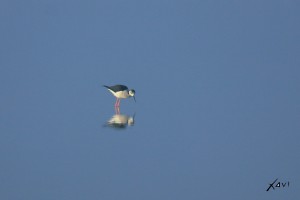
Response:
103,84,136,107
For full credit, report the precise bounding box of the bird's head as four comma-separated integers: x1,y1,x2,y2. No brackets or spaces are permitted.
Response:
129,89,136,102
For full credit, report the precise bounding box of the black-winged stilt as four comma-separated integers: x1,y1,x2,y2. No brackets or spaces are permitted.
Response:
104,84,136,107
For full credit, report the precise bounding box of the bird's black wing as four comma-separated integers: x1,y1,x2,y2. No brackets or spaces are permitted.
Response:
103,85,128,92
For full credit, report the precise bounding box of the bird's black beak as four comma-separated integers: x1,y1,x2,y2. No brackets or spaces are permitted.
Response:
133,96,136,102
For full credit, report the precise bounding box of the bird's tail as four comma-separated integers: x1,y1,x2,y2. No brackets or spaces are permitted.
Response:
103,85,110,89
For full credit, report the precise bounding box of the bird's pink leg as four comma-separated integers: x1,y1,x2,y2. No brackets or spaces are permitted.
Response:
115,106,120,114
117,99,121,107
115,98,119,107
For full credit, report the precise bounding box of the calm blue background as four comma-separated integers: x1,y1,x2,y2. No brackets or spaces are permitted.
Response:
1,0,299,199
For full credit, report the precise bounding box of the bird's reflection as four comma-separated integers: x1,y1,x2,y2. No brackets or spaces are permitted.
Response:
105,107,135,129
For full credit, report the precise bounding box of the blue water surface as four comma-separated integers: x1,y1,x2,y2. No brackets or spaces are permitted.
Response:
1,1,299,199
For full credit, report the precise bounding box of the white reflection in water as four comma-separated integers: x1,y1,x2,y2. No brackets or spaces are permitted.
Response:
104,107,135,129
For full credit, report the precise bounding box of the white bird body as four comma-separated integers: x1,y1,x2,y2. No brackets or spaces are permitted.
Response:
107,89,130,99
